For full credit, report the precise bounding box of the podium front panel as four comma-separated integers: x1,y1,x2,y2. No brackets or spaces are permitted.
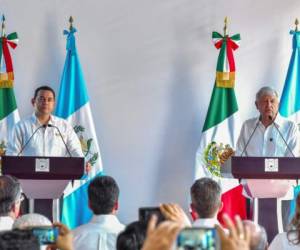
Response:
231,156,300,179
2,156,84,180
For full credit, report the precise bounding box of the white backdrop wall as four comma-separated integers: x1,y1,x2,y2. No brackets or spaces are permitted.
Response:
1,0,299,223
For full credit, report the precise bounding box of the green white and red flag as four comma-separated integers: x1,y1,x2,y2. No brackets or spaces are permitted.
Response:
0,18,19,155
195,29,247,222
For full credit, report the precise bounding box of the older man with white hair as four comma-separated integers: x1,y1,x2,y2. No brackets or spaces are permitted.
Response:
236,86,299,157
0,175,23,231
236,86,300,242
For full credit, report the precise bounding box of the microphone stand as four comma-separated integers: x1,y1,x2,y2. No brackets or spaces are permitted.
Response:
268,115,295,157
240,116,261,156
47,124,72,157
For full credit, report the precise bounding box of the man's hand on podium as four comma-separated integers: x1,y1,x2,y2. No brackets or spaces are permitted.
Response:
85,162,92,174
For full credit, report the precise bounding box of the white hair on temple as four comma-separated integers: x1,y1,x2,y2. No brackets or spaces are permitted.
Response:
256,86,279,101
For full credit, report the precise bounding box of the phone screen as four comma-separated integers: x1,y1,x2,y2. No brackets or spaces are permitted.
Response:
31,226,59,245
138,207,165,224
176,227,220,250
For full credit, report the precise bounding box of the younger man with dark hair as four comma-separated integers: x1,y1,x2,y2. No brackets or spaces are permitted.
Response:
73,175,124,250
190,177,223,227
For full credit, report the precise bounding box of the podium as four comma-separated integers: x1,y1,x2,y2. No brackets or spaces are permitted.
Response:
224,156,300,242
1,156,84,221
231,156,300,179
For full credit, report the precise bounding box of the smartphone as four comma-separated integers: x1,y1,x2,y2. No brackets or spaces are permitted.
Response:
176,227,220,250
31,226,59,245
138,207,165,224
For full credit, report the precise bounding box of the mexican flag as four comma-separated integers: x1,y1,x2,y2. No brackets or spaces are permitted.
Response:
0,31,19,154
195,31,247,222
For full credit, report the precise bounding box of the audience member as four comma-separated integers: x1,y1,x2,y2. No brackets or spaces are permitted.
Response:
116,221,147,250
190,177,222,227
0,175,23,231
0,229,40,250
269,193,300,249
13,213,52,229
73,175,125,250
243,220,268,250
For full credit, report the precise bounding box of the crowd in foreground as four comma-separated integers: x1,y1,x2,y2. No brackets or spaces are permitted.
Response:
0,175,300,250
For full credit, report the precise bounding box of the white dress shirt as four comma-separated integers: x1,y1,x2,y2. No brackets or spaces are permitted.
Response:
0,216,14,231
269,232,300,250
6,114,83,157
236,115,299,157
193,218,220,227
72,214,125,250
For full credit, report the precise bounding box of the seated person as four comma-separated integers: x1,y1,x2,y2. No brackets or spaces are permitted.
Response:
117,221,147,250
0,175,23,231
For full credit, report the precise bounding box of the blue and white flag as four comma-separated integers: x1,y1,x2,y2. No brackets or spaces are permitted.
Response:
279,30,300,222
279,30,300,123
55,26,103,229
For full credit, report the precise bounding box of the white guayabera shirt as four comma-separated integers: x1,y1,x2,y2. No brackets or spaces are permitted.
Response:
235,114,300,199
6,114,83,157
236,114,299,157
72,214,125,250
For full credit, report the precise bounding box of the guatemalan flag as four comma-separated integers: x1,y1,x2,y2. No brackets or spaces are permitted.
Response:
279,29,300,221
55,25,103,229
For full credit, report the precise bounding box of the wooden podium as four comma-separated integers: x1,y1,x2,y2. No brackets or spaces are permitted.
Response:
1,156,84,221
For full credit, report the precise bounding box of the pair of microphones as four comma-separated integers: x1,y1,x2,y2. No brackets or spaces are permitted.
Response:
17,124,72,157
241,114,295,157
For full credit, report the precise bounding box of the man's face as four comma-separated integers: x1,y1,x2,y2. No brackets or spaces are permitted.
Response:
255,94,279,119
32,90,55,116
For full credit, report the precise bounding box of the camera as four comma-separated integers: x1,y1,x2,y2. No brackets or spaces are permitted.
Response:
176,227,220,250
31,226,59,245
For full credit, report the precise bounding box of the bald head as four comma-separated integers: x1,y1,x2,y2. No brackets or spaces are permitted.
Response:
243,220,268,250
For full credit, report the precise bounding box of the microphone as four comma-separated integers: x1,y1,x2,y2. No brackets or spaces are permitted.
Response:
47,124,72,157
240,116,261,156
18,124,47,156
268,115,295,157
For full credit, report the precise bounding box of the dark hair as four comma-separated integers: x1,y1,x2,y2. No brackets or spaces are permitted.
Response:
88,175,120,215
190,177,221,218
0,175,22,215
33,85,56,100
0,229,40,250
288,193,300,245
117,221,147,250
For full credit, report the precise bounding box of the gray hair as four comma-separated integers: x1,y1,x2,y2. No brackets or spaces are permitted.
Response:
12,213,52,229
0,175,22,215
256,86,278,101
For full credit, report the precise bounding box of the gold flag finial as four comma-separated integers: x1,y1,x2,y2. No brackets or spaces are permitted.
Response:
69,16,73,31
295,18,299,31
224,17,228,36
1,15,5,37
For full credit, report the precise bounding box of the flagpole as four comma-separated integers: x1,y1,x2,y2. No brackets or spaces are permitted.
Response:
69,16,73,31
1,15,5,37
223,17,228,36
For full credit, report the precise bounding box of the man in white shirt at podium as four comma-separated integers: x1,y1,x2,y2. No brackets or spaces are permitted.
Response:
6,85,83,158
6,85,85,220
236,86,300,242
